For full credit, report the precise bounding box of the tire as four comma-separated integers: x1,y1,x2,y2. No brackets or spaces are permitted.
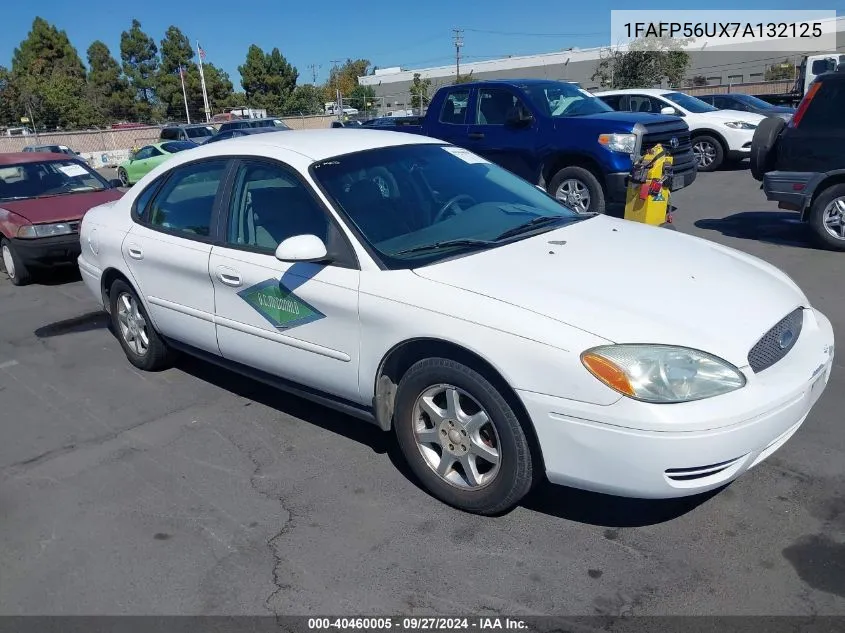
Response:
750,117,786,182
692,135,725,172
808,184,845,252
547,166,605,214
1,237,32,286
393,357,535,515
118,167,130,187
109,279,174,370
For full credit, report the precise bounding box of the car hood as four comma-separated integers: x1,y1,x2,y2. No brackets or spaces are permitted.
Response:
412,216,807,368
698,109,767,124
0,189,124,223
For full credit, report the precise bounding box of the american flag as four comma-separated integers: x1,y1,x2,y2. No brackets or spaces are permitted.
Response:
198,45,207,60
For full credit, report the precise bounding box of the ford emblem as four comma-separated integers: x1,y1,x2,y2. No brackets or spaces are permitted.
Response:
778,329,795,350
670,137,679,149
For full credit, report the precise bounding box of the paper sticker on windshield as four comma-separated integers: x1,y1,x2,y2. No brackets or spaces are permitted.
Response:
238,278,325,330
442,146,490,165
58,164,88,177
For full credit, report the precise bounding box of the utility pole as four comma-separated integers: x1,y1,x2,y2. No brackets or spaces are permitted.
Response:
308,63,321,85
330,59,343,119
452,28,464,79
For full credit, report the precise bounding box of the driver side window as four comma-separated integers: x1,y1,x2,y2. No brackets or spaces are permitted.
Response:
476,89,522,125
134,147,153,160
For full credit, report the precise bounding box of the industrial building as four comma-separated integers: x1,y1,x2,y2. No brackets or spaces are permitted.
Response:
358,16,845,112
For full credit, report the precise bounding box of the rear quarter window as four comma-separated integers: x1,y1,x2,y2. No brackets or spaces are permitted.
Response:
801,81,845,130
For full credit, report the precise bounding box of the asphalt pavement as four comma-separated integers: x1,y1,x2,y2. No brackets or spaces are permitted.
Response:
1,166,844,616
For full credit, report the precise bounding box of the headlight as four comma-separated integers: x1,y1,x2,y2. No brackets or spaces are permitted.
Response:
723,121,757,130
598,133,637,154
581,344,746,403
16,222,75,239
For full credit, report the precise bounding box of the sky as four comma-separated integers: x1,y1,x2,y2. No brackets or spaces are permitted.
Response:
0,0,834,88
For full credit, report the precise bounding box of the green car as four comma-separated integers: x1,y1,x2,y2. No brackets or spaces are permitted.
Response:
117,141,197,186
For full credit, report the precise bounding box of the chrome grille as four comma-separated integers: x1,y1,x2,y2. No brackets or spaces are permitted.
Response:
747,308,804,373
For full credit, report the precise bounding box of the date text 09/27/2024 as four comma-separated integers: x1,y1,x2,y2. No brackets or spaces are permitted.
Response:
624,21,823,39
307,618,529,631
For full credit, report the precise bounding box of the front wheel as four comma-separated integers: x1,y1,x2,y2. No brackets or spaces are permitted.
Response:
692,135,725,172
1,237,32,286
118,167,129,187
808,184,845,252
548,166,605,214
393,358,535,515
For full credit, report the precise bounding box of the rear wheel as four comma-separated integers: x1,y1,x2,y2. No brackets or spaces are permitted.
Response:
393,358,535,515
808,184,845,252
692,135,724,172
548,166,605,214
109,279,174,370
1,237,32,286
118,167,129,187
750,116,786,181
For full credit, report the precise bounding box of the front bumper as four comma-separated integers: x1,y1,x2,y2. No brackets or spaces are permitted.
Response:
11,234,81,267
519,308,834,498
763,171,821,212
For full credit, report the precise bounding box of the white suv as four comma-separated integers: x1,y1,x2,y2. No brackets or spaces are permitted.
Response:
595,89,766,172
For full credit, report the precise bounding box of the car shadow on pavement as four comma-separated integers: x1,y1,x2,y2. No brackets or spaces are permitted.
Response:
695,211,816,248
33,265,83,286
34,311,110,338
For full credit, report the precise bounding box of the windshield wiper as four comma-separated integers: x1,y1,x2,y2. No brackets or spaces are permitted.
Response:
494,215,584,241
35,188,102,199
393,238,496,256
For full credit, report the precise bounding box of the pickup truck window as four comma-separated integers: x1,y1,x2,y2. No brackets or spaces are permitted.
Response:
440,89,470,124
477,89,525,125
521,81,614,118
312,144,584,268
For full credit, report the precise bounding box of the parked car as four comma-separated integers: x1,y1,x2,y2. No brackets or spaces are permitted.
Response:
372,79,697,214
596,89,766,172
751,65,845,251
331,120,364,128
77,130,834,514
360,116,421,128
22,144,90,166
217,117,291,134
117,141,197,186
159,124,216,144
204,126,285,144
697,93,795,121
0,152,123,285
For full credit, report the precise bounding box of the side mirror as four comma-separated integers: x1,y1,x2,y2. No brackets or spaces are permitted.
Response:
660,106,679,115
506,107,534,127
108,178,123,188
275,234,329,263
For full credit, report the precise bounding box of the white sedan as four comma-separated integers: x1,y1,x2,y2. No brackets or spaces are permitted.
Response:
77,130,835,515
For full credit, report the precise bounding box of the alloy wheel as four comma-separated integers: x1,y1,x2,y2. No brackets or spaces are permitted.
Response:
554,178,591,213
693,141,717,168
412,384,501,490
116,292,149,356
118,169,129,187
822,197,845,241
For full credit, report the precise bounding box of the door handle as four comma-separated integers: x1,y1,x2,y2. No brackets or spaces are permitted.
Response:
468,132,485,140
127,244,143,260
217,267,242,287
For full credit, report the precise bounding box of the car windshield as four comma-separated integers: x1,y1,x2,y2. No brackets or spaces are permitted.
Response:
521,81,614,117
732,94,778,110
312,144,587,269
663,92,718,113
162,141,197,153
0,159,109,201
185,126,214,138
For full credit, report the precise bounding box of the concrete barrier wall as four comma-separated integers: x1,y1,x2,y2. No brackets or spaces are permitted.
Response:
0,115,336,166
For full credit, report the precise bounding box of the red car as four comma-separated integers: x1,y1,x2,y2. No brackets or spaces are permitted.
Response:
0,152,124,286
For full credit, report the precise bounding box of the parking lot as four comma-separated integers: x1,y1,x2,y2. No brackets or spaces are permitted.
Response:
1,166,843,616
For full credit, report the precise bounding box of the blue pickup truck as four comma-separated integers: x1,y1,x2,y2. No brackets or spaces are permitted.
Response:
375,79,697,214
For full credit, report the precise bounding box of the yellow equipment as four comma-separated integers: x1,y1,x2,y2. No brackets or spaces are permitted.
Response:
624,143,675,228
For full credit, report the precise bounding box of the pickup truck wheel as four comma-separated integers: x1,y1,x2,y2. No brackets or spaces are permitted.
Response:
750,117,786,182
394,358,534,515
118,168,129,187
109,279,174,371
548,166,605,214
809,184,845,252
1,237,32,286
692,135,724,172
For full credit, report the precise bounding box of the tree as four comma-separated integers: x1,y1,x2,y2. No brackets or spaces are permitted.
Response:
159,26,193,75
87,41,134,124
0,66,17,126
409,73,432,109
238,44,298,113
284,84,324,115
454,72,474,84
592,35,690,90
156,26,198,121
690,75,708,87
765,60,795,81
11,17,93,129
324,58,371,101
120,19,159,120
347,84,376,113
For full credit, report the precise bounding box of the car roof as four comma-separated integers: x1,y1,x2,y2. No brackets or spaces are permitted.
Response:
169,129,441,162
163,123,212,129
594,88,672,96
0,152,76,165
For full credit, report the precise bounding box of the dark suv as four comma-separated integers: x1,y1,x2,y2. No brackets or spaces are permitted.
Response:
217,117,291,134
159,124,216,144
751,65,845,251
